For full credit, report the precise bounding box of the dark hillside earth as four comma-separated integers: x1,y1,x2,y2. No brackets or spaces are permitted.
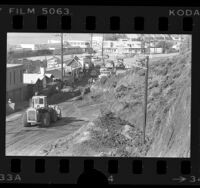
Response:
42,52,191,157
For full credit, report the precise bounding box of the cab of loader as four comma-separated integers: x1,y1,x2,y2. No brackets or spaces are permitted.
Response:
31,96,47,109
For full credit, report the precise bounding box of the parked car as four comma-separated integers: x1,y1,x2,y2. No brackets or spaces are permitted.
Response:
61,86,73,93
98,69,111,79
115,62,125,69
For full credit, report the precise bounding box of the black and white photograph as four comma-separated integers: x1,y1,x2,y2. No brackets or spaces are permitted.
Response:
6,33,191,157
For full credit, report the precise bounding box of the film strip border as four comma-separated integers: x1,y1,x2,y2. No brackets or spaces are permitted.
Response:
9,158,191,175
10,15,194,32
0,5,200,185
0,6,199,33
2,158,193,184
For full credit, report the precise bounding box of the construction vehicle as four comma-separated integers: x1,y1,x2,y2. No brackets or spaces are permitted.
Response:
23,95,62,127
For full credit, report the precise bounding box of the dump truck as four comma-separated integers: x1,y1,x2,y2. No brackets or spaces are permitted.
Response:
23,95,62,127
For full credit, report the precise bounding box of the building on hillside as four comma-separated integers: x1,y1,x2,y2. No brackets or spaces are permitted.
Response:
15,44,36,51
23,67,54,98
16,58,47,73
149,47,163,54
67,40,91,48
171,43,181,51
91,36,103,50
126,34,141,41
170,35,182,41
103,40,143,55
6,64,25,103
46,56,60,69
47,39,91,53
47,39,60,44
64,56,83,81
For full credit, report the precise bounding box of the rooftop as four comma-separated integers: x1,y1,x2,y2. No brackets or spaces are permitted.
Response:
7,64,23,68
23,73,53,84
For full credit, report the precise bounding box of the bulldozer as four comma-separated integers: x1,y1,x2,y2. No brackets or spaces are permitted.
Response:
23,95,62,127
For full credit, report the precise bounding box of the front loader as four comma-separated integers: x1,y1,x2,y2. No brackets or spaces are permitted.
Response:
23,96,62,127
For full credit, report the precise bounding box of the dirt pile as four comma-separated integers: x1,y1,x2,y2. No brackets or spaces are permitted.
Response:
89,110,151,157
41,111,150,156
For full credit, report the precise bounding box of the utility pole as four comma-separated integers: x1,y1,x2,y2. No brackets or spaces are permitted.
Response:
91,33,93,49
101,34,104,65
142,36,150,144
61,33,64,82
90,33,93,56
143,55,149,144
140,34,144,54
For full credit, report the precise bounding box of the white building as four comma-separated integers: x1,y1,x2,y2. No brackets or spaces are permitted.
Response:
15,44,36,51
172,43,181,51
19,44,36,50
126,34,141,40
47,39,91,48
67,40,90,48
103,40,143,54
91,36,103,50
47,39,60,44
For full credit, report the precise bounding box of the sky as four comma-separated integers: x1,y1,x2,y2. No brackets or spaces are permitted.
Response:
7,33,186,46
7,33,93,45
7,33,142,45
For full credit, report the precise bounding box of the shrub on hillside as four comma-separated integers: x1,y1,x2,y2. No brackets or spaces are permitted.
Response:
116,84,129,93
90,93,102,101
138,69,145,76
163,105,170,114
151,87,161,98
172,71,181,79
132,100,142,106
100,76,107,85
115,84,132,98
161,77,174,89
148,80,159,90
157,67,168,76
112,81,117,88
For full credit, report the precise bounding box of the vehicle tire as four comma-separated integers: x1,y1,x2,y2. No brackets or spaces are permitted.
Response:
22,113,30,127
41,112,50,127
51,110,57,122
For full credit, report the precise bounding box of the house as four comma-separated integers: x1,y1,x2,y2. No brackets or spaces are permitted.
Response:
46,56,61,69
64,56,83,81
67,40,91,48
23,67,54,98
6,64,25,103
46,69,63,80
14,44,36,51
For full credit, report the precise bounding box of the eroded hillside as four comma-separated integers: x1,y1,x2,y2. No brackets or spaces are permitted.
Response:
41,52,191,157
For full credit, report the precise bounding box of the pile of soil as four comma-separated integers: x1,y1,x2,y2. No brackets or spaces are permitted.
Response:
41,112,151,157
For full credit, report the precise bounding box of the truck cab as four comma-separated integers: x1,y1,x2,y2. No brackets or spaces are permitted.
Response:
31,96,47,109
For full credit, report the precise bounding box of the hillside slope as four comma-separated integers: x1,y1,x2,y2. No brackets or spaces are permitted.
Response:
41,52,191,157
146,52,191,157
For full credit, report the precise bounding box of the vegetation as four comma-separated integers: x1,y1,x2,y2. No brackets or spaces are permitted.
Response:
87,50,191,157
155,41,174,53
179,35,192,54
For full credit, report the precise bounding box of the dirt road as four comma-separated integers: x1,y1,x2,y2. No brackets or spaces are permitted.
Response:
6,98,102,156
